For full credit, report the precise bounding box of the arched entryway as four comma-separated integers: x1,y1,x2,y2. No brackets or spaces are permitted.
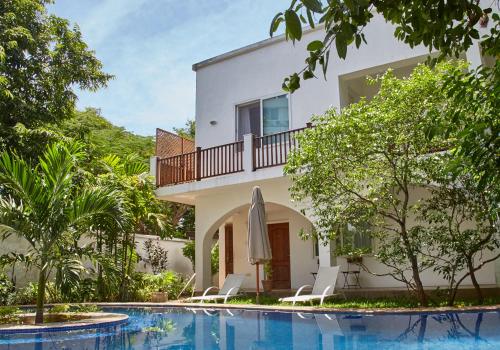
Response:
196,201,320,291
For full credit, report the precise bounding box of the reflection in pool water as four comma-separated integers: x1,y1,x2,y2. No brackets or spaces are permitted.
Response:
0,307,499,349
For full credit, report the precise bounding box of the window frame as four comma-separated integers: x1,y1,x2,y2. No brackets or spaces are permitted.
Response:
336,223,373,256
234,92,292,141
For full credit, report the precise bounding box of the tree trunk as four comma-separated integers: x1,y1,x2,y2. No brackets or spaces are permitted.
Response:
35,269,46,324
409,254,428,306
467,258,483,304
96,232,104,299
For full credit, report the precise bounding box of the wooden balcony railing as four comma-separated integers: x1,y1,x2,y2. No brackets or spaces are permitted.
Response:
156,124,312,187
199,141,244,179
156,140,243,186
253,123,312,170
157,151,197,186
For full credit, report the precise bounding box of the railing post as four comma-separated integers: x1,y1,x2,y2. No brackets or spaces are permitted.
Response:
251,134,256,171
196,146,202,181
243,133,254,174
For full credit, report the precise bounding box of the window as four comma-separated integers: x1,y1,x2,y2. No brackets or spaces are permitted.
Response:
236,94,289,140
336,223,372,255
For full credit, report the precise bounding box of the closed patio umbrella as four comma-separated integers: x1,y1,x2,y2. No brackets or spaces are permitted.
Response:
247,186,272,303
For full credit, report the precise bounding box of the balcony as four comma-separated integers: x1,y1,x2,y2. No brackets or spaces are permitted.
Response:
154,123,312,188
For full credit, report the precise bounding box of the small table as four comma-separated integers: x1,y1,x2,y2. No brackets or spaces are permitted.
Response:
342,270,361,289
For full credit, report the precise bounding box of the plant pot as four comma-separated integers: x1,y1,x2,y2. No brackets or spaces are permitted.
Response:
151,291,168,302
261,280,273,293
346,256,363,264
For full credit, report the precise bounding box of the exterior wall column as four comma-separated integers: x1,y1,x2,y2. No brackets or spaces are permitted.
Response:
149,156,158,178
195,206,213,292
318,240,332,267
218,224,226,287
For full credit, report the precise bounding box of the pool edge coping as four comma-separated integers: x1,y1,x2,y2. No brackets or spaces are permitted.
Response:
0,312,129,334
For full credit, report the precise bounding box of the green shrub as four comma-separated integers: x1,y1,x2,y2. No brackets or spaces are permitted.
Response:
0,274,14,305
128,271,187,301
9,283,38,305
71,304,101,313
48,304,70,313
182,240,195,270
0,306,21,324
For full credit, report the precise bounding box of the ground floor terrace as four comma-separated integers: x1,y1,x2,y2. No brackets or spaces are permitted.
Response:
155,175,500,295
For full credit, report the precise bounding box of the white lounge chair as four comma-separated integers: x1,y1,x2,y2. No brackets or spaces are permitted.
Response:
279,266,341,306
188,274,246,303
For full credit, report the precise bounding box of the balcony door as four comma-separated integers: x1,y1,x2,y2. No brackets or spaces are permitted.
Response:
236,94,289,141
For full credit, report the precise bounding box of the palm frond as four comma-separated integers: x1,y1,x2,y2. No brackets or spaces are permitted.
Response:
67,187,122,227
0,152,44,208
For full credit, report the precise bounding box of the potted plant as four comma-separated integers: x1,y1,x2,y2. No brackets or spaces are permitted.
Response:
261,262,273,293
337,247,370,265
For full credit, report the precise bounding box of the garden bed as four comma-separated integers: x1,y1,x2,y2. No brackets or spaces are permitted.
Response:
0,312,128,333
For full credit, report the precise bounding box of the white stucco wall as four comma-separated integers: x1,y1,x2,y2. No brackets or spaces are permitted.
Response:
193,13,486,149
134,234,194,276
0,234,194,288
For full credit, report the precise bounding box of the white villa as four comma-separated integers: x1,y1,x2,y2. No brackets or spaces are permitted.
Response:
151,13,499,294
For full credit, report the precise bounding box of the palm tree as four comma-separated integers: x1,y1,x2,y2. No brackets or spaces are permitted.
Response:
0,142,121,323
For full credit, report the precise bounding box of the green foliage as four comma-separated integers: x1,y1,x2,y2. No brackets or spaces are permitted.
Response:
173,120,195,141
0,0,111,155
182,240,195,270
285,62,464,306
414,166,499,305
211,243,219,275
48,304,70,314
128,271,186,301
0,141,121,322
71,304,101,313
0,273,14,305
0,306,20,317
438,62,499,207
48,303,101,313
144,239,169,274
8,283,38,305
271,1,499,210
271,0,497,93
263,262,273,280
58,108,155,162
0,306,21,324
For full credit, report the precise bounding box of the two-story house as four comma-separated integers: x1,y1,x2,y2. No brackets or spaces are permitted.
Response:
151,14,499,294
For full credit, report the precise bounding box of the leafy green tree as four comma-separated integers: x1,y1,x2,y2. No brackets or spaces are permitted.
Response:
173,120,195,141
437,62,499,207
271,1,499,205
0,0,111,155
58,109,155,162
97,154,169,300
271,0,497,92
285,63,461,306
415,160,499,305
0,142,120,323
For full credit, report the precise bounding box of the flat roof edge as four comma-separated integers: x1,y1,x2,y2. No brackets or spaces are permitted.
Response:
192,24,323,71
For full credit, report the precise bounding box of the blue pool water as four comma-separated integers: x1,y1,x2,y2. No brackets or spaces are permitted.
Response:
0,307,499,349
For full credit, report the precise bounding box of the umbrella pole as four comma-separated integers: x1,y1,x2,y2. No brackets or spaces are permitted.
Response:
256,262,260,304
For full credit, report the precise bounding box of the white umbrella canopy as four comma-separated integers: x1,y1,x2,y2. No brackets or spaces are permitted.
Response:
247,186,272,303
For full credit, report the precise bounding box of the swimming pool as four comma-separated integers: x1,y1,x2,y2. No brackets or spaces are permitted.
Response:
0,307,499,349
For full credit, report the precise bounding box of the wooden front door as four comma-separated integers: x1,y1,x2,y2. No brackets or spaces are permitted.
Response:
268,223,291,289
224,224,234,275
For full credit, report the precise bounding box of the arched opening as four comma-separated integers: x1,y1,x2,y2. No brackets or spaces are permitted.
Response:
197,201,320,291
